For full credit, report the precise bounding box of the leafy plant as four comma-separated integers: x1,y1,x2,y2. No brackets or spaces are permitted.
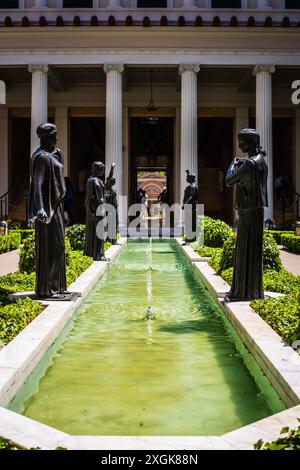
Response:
65,224,86,251
198,216,233,248
263,230,283,271
0,235,10,254
263,269,300,295
8,232,21,251
0,272,35,305
254,420,300,450
208,248,223,272
66,250,93,285
19,235,35,273
267,230,294,245
281,234,300,254
195,246,221,257
10,229,34,243
0,438,21,450
0,298,44,347
251,294,300,345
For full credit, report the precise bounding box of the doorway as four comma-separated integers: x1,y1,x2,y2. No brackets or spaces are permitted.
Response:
129,116,174,213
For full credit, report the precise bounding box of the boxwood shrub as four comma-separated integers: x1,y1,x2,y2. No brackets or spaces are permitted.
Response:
251,294,300,345
198,216,233,248
195,246,221,258
281,234,300,254
0,297,44,347
267,230,294,245
10,229,34,243
0,235,10,254
0,232,21,254
65,224,86,251
0,272,35,305
221,268,300,296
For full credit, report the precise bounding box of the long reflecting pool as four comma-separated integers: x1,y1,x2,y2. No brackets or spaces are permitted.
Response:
9,240,285,435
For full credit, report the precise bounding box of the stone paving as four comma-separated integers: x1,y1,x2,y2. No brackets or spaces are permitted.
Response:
279,247,300,276
0,249,19,276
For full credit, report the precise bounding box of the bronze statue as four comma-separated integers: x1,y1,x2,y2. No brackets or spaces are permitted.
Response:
182,170,199,243
29,123,67,298
84,161,107,261
225,128,268,301
105,163,118,245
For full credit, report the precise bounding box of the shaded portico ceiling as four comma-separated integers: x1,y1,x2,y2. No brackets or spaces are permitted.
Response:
0,65,299,93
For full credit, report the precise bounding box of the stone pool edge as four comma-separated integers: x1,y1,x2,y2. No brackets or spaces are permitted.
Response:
0,238,127,409
0,237,300,450
178,239,300,408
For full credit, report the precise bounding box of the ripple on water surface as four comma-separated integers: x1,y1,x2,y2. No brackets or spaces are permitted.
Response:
11,240,284,435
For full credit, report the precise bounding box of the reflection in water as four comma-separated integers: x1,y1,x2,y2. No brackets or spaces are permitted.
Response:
10,240,285,436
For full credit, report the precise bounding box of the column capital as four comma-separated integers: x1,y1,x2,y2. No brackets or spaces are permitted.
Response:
253,65,275,76
104,64,124,74
28,64,49,74
179,64,200,75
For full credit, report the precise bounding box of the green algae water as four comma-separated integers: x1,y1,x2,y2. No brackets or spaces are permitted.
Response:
9,240,285,435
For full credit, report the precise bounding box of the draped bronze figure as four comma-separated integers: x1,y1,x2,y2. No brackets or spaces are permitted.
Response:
182,170,199,243
84,161,107,261
29,123,67,298
225,128,268,301
105,163,118,245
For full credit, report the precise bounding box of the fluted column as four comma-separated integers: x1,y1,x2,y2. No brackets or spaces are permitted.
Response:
253,64,275,221
256,0,272,9
55,107,69,176
104,63,124,227
32,0,48,8
182,0,197,8
28,65,48,155
106,0,122,7
179,64,200,204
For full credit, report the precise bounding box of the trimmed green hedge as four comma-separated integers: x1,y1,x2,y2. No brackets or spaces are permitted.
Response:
65,224,85,251
0,298,44,347
281,234,300,254
10,229,34,243
251,294,300,346
198,216,233,248
267,230,294,245
221,268,300,296
0,232,21,254
195,246,221,258
0,272,35,305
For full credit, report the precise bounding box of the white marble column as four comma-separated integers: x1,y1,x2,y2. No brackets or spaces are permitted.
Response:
253,64,275,221
55,107,69,176
32,0,48,8
28,64,48,155
256,0,272,9
179,64,200,205
0,108,8,212
104,63,124,228
182,0,197,8
106,0,122,7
